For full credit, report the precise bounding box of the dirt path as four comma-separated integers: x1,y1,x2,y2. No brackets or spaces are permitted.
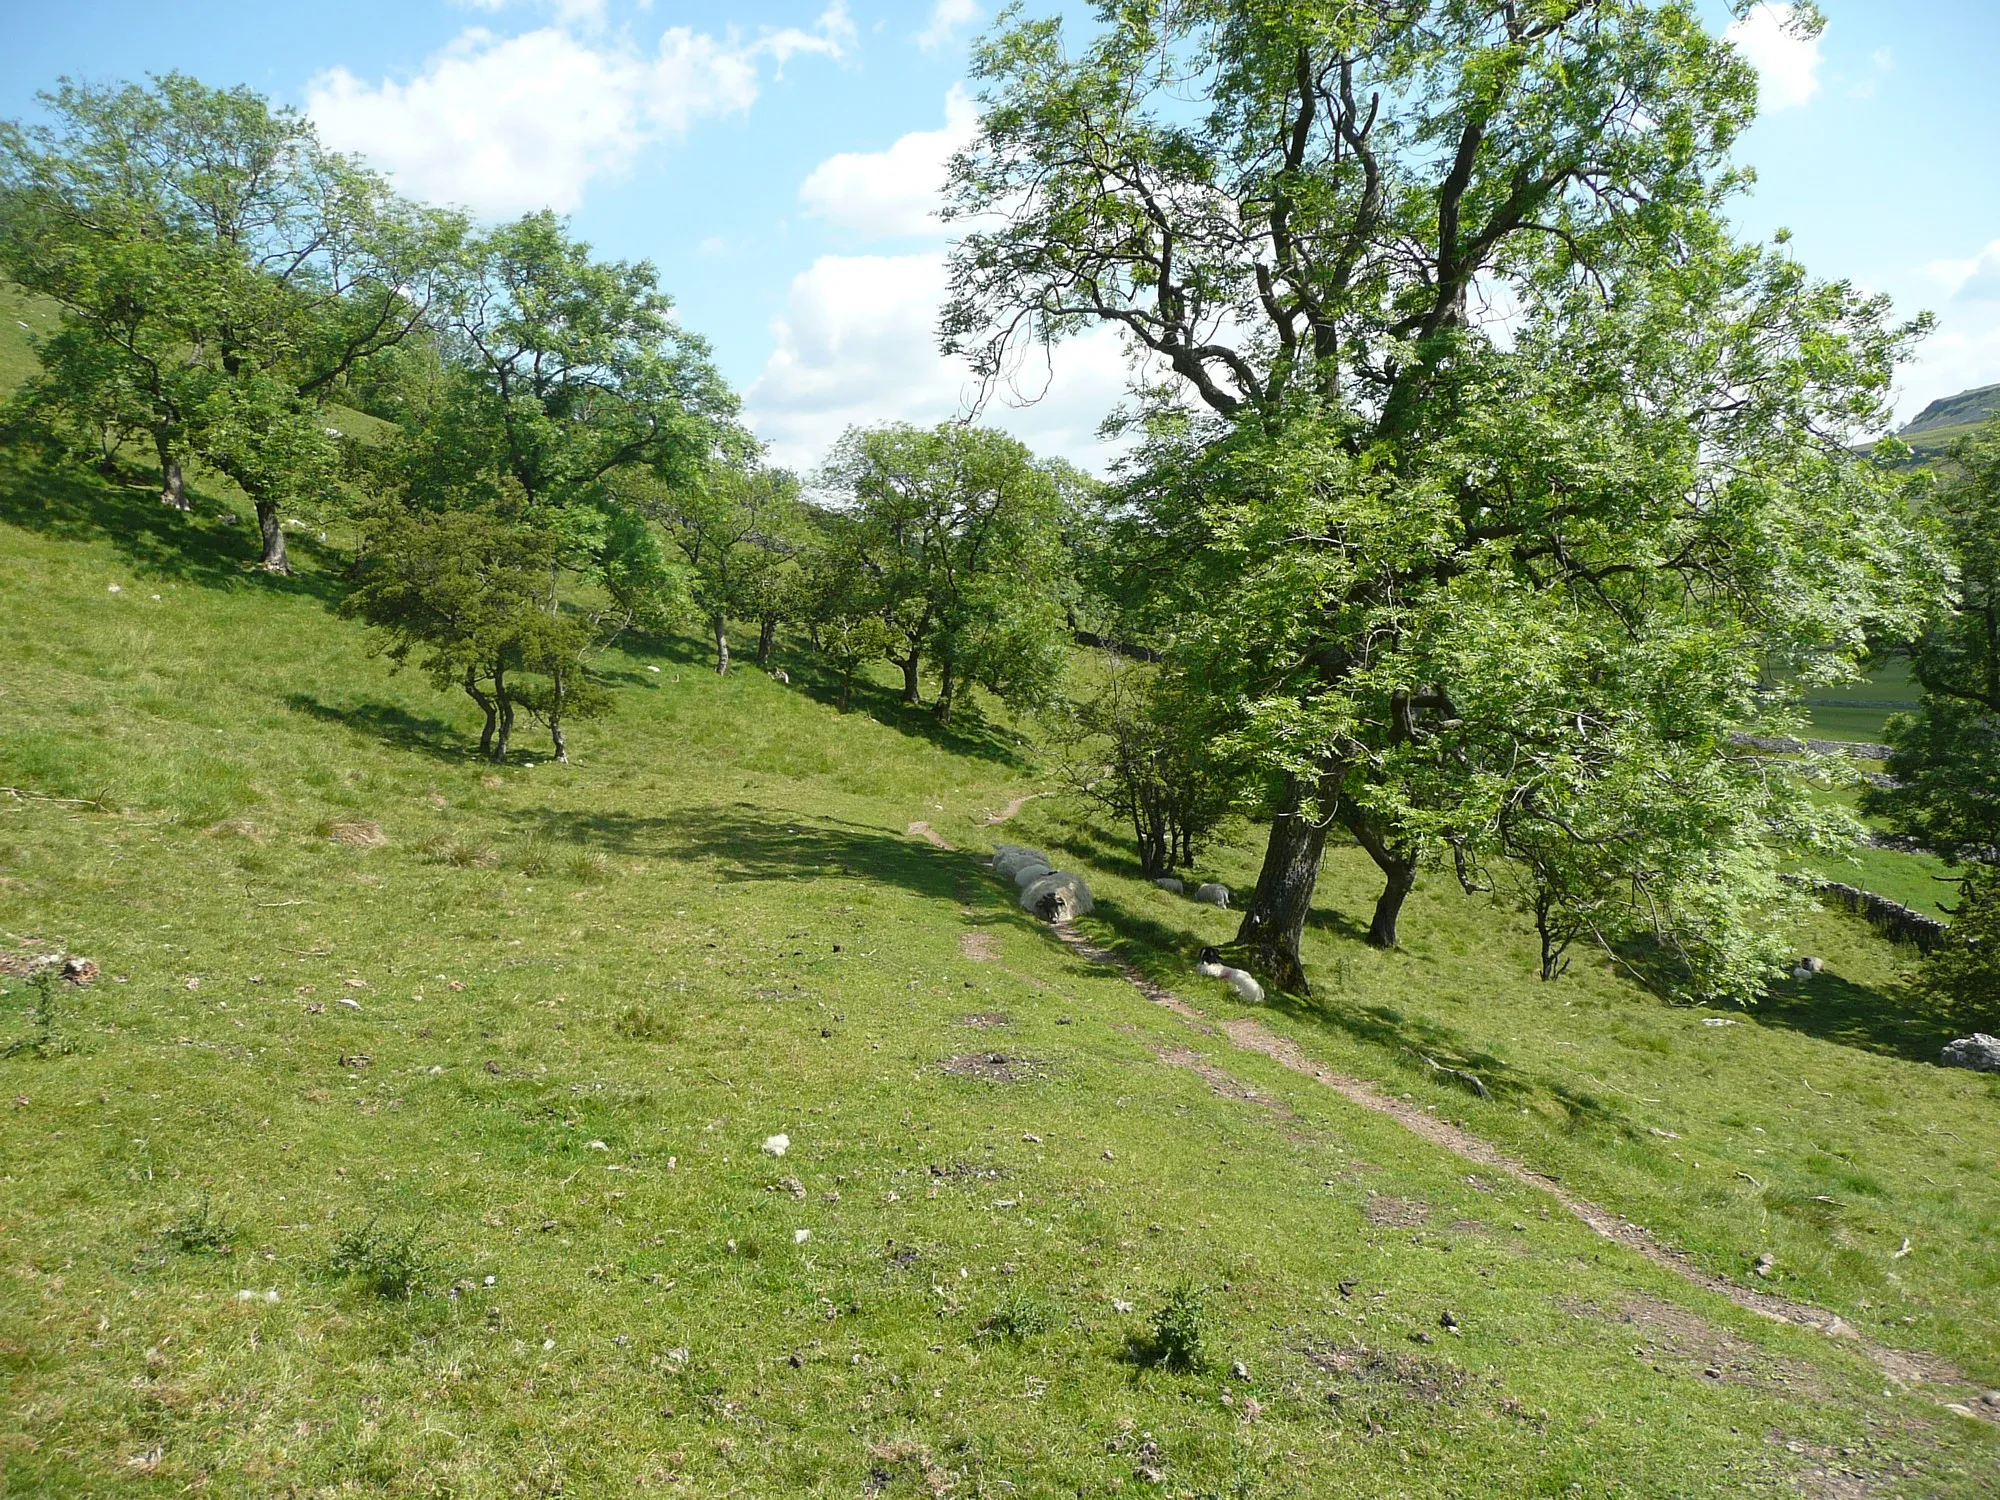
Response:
1041,921,1996,1420
907,821,953,850
980,792,1045,826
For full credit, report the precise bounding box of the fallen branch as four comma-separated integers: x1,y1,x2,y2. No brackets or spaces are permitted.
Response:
1410,1049,1491,1100
2,786,112,809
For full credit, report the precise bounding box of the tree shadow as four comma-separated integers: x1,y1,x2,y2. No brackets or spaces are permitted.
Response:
0,437,342,605
497,805,1019,914
776,644,1032,769
282,694,471,763
1753,968,1989,1066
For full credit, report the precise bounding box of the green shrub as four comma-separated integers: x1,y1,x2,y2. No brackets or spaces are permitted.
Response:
1145,1280,1207,1372
161,1194,234,1256
977,1290,1061,1343
328,1219,433,1299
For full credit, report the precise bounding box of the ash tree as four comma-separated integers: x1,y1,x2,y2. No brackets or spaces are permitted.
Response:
0,73,462,570
944,0,1937,995
641,462,803,675
816,421,1078,721
1865,421,2000,1017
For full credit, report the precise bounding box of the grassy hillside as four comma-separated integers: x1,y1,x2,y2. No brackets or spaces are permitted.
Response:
3,338,1999,1496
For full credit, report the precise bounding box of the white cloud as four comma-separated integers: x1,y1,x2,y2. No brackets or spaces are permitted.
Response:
1724,4,1824,112
916,0,979,55
307,7,852,218
798,85,977,237
743,251,1132,474
1892,241,2000,423
1928,240,2000,304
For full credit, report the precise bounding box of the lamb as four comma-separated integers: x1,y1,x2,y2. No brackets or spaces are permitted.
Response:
1195,946,1263,1004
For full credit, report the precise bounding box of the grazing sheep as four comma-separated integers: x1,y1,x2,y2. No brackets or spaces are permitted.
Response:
1195,946,1263,1004
1021,871,1093,922
1153,877,1184,894
1193,883,1231,908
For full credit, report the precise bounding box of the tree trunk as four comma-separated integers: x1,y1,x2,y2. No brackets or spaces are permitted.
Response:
491,667,514,762
712,613,729,675
1233,771,1337,993
466,672,498,759
255,500,289,574
898,649,921,705
548,670,568,764
154,430,188,512
755,617,777,668
1345,806,1420,950
837,671,854,713
933,658,956,722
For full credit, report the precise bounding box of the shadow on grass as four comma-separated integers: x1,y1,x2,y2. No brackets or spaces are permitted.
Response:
501,804,1016,913
283,694,471,763
1079,891,1625,1128
775,645,1032,770
1754,969,1986,1066
0,438,345,604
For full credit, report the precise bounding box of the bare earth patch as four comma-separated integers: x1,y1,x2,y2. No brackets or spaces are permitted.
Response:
1363,1194,1430,1228
957,1012,1013,1030
324,819,386,847
938,1052,1050,1084
1303,1340,1469,1404
959,931,1001,963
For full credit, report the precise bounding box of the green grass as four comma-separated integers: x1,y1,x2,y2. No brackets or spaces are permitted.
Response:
3,396,1999,1493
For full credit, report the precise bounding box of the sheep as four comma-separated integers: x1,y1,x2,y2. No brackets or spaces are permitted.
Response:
1012,861,1056,889
1021,871,1093,921
1193,883,1231,908
1195,946,1263,1004
1153,877,1184,894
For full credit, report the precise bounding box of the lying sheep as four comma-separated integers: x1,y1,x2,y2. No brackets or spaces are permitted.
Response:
1021,871,1093,922
1195,946,1263,1004
1193,883,1231,908
1012,861,1055,889
992,846,1051,879
1153,877,1184,894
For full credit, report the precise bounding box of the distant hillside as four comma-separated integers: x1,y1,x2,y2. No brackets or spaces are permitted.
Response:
1895,381,2000,458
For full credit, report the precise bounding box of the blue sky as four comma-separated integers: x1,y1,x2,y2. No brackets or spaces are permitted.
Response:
3,0,1995,471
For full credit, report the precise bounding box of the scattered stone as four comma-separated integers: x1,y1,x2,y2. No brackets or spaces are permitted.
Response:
337,997,362,1011
1439,1311,1461,1335
1153,877,1184,894
1113,1298,1134,1313
939,1052,1049,1084
59,957,98,986
794,1228,811,1244
1193,883,1231,908
762,1133,790,1157
1022,1132,1041,1143
775,1176,806,1199
1230,1360,1250,1381
587,1140,608,1151
1753,1252,1776,1279
1940,1034,2000,1073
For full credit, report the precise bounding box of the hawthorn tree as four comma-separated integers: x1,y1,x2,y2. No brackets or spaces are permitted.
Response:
0,73,461,569
817,422,1075,721
944,0,1937,993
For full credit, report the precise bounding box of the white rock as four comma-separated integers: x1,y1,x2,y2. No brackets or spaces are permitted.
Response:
1021,871,1094,922
794,1228,811,1244
1941,1034,2000,1073
587,1140,608,1150
647,666,661,673
1193,883,1231,908
107,583,122,594
761,1133,790,1157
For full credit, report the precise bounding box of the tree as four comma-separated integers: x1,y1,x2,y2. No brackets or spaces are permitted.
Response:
817,422,1075,721
945,1,1936,992
0,73,461,568
646,463,801,675
343,505,597,762
1055,653,1242,877
1865,423,2000,862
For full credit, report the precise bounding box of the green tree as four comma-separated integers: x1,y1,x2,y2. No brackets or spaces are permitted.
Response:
818,422,1074,721
646,463,802,675
1865,423,2000,862
945,1,1936,992
0,73,462,570
342,505,607,762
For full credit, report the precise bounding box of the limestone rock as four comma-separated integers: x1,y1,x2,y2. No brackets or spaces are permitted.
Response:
1941,1034,2000,1073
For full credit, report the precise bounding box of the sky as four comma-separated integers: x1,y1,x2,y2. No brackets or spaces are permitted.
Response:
2,0,1996,474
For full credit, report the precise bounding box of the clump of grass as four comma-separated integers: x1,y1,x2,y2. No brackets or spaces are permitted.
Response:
611,1004,674,1041
445,841,498,869
161,1194,234,1256
565,850,610,882
327,1219,433,1299
977,1291,1062,1343
1141,1281,1208,1372
519,836,557,877
315,817,387,847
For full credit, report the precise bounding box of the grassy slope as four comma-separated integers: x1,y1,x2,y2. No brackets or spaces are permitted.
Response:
2,344,1997,1497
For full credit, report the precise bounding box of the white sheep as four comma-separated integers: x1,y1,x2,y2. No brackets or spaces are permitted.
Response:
1195,946,1263,1004
1194,883,1232,908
